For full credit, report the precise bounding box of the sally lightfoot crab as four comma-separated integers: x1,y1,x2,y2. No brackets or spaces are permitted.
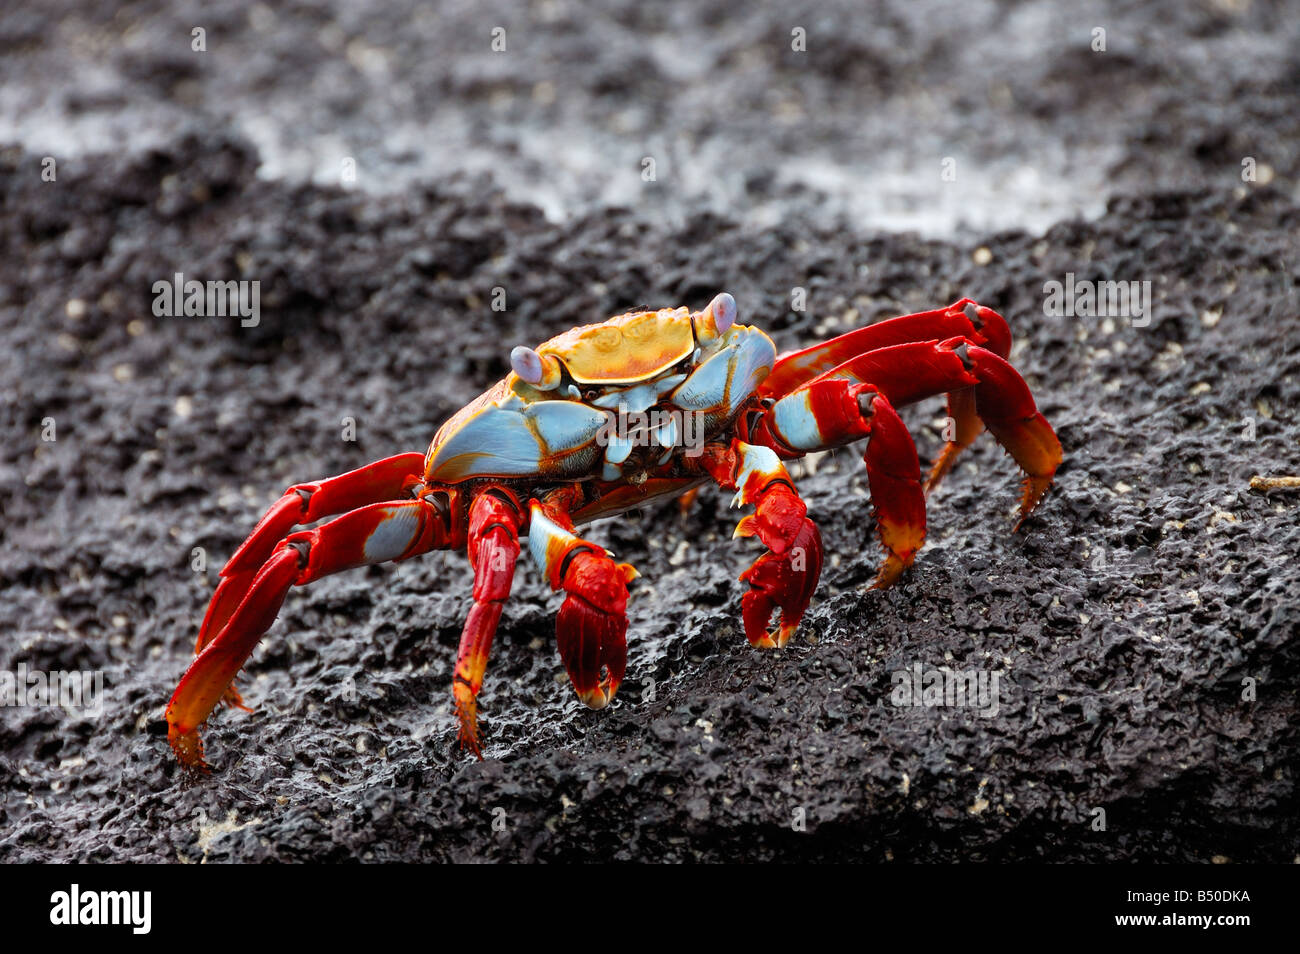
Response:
166,294,1062,768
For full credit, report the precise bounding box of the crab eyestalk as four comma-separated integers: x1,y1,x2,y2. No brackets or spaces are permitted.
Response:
510,345,563,390
692,292,736,343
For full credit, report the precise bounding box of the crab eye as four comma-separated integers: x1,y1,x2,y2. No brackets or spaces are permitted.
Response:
695,292,736,342
510,347,561,389
511,346,544,383
709,293,736,333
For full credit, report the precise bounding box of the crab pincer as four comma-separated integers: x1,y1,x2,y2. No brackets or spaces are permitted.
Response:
555,550,635,708
735,486,824,648
528,499,637,710
699,440,824,648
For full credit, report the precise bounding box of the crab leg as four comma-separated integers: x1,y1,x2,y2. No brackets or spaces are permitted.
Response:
167,495,454,770
194,452,428,710
798,337,1061,525
760,299,1011,398
453,489,523,758
925,385,982,495
698,440,824,648
527,488,637,710
750,334,1060,585
761,301,1012,495
756,379,926,587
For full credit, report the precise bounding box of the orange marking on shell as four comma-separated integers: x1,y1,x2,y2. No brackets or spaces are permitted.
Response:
534,307,696,384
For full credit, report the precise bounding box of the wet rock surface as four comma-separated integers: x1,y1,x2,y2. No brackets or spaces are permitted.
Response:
1,0,1298,862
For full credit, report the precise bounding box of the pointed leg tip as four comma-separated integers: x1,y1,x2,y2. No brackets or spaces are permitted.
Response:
454,706,486,760
168,726,211,774
457,733,485,760
1013,476,1056,530
869,569,900,590
576,687,613,709
870,544,915,590
453,684,487,759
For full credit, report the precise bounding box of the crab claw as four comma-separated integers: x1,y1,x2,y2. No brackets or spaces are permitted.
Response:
555,549,635,709
735,484,824,648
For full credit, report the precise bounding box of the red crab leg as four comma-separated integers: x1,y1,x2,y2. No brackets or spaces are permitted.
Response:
453,489,523,758
806,337,1060,524
167,495,456,770
859,393,927,587
925,385,982,495
697,440,824,648
842,340,1066,527
528,488,637,710
761,301,1011,495
759,299,1011,399
753,380,926,587
194,452,428,709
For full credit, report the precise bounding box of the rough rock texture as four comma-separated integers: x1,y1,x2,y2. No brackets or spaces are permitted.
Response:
1,0,1297,862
